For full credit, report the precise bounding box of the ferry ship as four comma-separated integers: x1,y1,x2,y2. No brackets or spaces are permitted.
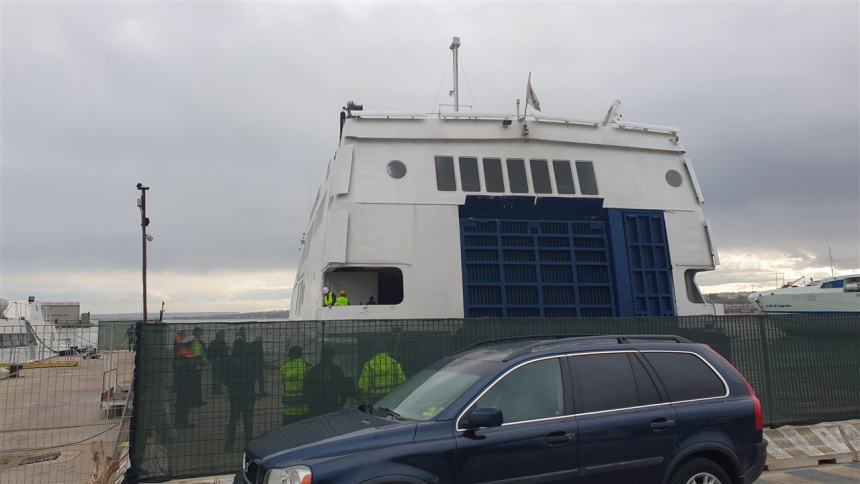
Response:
748,274,860,314
290,38,721,320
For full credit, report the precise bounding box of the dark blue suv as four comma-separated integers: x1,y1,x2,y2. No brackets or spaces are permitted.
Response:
238,335,766,484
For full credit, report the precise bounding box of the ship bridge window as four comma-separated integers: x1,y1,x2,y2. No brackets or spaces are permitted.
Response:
324,267,403,305
459,157,481,192
483,158,505,193
506,158,529,193
435,156,456,191
530,159,552,194
552,160,576,194
576,161,599,195
820,280,844,289
845,277,860,292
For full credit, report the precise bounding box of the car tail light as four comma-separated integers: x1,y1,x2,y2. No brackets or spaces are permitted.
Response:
705,346,763,430
746,381,763,430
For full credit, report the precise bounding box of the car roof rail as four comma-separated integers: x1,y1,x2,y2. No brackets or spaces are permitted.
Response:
453,334,597,355
502,334,693,361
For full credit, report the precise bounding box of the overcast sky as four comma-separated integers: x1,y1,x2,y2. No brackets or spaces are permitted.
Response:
1,1,858,313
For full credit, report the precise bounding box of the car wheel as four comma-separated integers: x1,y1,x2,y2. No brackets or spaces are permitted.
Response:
670,457,732,484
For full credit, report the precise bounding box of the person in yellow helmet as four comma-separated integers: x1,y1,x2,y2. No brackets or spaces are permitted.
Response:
334,290,350,306
279,346,309,425
322,286,334,307
358,338,405,403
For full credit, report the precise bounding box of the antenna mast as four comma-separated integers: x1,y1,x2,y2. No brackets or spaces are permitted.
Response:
450,36,460,111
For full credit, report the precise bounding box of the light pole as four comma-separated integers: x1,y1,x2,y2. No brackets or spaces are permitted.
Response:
136,183,151,323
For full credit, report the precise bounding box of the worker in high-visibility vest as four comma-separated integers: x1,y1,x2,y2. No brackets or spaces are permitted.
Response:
322,286,334,307
280,346,309,425
173,331,196,428
334,290,350,306
358,340,406,403
190,327,206,407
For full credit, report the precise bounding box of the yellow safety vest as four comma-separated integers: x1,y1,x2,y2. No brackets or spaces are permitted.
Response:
280,358,309,416
192,340,206,360
358,352,406,397
334,296,349,306
323,292,334,306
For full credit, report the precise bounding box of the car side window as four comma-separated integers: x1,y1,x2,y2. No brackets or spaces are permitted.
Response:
474,358,564,423
643,352,726,402
570,353,661,413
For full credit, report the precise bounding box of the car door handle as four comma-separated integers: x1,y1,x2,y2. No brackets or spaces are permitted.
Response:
546,431,574,446
650,418,676,431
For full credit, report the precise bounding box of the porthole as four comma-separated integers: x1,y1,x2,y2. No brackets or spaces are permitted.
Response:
665,169,683,187
387,160,407,179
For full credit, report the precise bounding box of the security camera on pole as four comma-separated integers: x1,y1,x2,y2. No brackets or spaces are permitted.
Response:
136,183,152,323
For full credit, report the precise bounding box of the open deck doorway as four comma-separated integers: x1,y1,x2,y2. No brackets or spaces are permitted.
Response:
324,267,404,305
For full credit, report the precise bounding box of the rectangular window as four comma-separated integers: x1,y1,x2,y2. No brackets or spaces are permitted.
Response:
820,280,844,289
571,353,639,413
643,352,726,402
475,358,565,423
530,159,552,194
552,160,576,194
483,158,505,193
435,156,456,191
576,161,598,195
459,157,481,192
506,159,529,193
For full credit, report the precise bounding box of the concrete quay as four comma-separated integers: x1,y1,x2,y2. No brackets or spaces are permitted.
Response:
0,351,134,484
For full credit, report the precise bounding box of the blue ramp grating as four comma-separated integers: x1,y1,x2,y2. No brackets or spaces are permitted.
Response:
608,210,676,316
460,197,617,318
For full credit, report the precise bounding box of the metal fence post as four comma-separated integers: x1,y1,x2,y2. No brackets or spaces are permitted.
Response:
756,316,776,425
127,321,141,483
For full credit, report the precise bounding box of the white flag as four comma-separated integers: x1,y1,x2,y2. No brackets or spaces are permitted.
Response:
526,74,541,112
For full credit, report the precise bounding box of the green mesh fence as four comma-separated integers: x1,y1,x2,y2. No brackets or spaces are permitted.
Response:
97,320,136,351
128,314,860,482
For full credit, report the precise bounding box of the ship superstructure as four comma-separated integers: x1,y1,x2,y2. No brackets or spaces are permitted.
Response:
290,37,720,320
1,298,97,364
290,104,722,320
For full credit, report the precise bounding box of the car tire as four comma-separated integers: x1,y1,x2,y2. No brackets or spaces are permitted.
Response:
669,457,732,484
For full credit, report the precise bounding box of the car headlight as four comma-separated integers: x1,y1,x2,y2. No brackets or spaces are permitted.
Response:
264,465,312,484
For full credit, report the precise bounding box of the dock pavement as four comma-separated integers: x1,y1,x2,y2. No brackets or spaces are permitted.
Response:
0,351,134,484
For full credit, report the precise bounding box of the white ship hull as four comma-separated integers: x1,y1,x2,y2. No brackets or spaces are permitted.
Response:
753,292,860,313
750,275,860,314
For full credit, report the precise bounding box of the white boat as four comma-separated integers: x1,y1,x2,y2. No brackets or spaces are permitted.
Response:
289,38,722,321
0,298,98,365
748,275,860,314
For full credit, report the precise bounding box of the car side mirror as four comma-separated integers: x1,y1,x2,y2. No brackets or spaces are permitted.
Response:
462,407,503,430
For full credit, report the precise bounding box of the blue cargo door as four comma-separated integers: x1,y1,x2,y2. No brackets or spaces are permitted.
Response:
460,197,616,318
609,211,676,316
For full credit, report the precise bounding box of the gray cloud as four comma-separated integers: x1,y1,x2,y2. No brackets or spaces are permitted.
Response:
1,1,858,308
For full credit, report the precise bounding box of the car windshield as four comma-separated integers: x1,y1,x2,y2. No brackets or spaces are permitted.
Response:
375,358,496,421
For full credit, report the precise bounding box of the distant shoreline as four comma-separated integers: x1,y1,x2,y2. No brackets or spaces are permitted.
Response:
92,309,290,321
